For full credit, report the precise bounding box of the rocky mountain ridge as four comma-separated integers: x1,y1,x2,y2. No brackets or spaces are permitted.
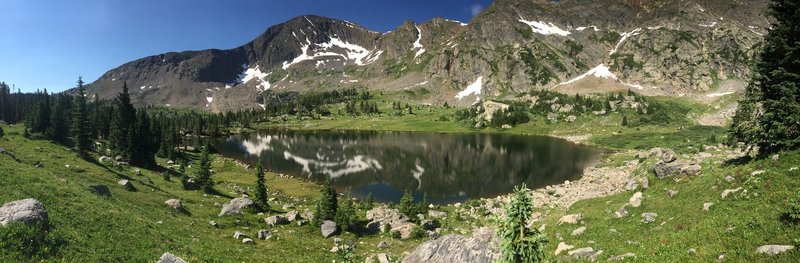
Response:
84,0,771,111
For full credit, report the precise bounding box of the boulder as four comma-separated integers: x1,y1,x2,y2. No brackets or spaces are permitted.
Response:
321,220,338,238
242,238,254,244
157,252,187,263
428,210,447,219
258,229,272,240
219,196,256,216
377,241,390,249
209,221,218,227
393,223,417,239
653,161,701,178
565,115,577,123
165,199,182,210
0,198,49,227
667,189,678,198
641,212,657,223
641,177,650,190
285,210,299,222
721,188,742,199
118,180,135,191
571,226,587,236
703,202,714,211
555,242,574,255
624,180,638,191
629,192,643,207
89,184,112,198
609,252,636,261
366,253,392,263
649,148,677,163
233,231,248,240
265,215,288,226
300,209,314,220
756,245,794,256
615,207,629,218
367,206,409,228
568,247,602,261
99,156,112,163
558,213,582,225
402,227,500,263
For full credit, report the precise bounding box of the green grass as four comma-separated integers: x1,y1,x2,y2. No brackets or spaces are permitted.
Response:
0,124,460,262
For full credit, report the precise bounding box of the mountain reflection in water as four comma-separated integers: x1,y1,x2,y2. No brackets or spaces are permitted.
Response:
214,130,605,204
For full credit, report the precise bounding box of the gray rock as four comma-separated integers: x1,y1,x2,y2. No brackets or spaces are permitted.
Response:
377,241,390,248
0,198,48,227
34,161,44,168
219,196,256,216
89,184,112,198
571,226,587,236
258,229,272,240
703,202,714,211
629,192,643,207
615,207,629,218
118,180,134,191
771,154,780,161
641,177,650,190
558,213,582,225
667,189,678,198
99,156,112,163
285,210,299,221
427,230,441,239
547,112,559,122
393,223,417,239
157,252,187,263
756,245,794,256
568,247,602,261
209,220,218,227
653,161,701,179
233,231,248,240
300,209,314,220
610,252,636,261
402,227,500,263
624,180,638,191
367,206,410,229
165,199,182,210
641,212,657,223
265,215,288,226
555,242,574,255
321,220,338,238
242,238,254,244
566,115,577,123
428,210,447,218
721,188,742,199
724,175,735,182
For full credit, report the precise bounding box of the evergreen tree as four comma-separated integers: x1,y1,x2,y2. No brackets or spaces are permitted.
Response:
497,184,547,263
0,125,4,138
195,146,214,192
397,190,417,219
334,194,357,232
312,176,338,226
254,162,269,210
71,77,92,157
130,110,155,165
109,82,136,160
47,95,69,143
730,0,800,154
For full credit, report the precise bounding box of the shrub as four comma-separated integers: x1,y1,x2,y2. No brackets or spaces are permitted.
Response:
410,225,427,239
335,194,357,232
312,177,338,226
783,197,800,224
497,184,547,263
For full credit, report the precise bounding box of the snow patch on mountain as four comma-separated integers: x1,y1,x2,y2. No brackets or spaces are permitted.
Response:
237,64,271,91
610,28,643,55
456,76,483,100
412,26,425,59
283,37,381,69
575,26,600,32
699,21,718,28
706,91,735,97
518,18,571,36
443,19,468,26
557,64,617,86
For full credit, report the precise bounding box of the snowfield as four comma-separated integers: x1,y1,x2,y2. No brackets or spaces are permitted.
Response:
456,76,484,100
282,37,382,69
518,18,571,36
610,28,642,55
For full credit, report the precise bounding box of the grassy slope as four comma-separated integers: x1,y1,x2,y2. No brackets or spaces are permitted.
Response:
0,125,437,262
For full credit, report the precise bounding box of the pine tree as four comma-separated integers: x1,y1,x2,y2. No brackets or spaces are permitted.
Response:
312,176,338,226
397,190,417,219
254,162,269,210
0,125,4,138
334,193,356,232
131,110,155,165
71,77,92,157
498,184,547,263
110,82,136,160
730,0,800,154
47,95,69,143
195,146,214,192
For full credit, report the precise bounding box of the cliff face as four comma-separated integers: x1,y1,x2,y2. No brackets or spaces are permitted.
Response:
85,0,771,111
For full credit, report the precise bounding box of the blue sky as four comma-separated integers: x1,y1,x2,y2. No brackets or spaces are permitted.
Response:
0,0,493,92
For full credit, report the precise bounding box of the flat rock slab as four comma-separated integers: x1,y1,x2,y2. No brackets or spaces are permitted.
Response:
0,198,48,227
756,245,794,256
402,227,500,263
219,196,255,216
321,220,338,238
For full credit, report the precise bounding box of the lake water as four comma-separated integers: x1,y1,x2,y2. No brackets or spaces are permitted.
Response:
213,130,606,204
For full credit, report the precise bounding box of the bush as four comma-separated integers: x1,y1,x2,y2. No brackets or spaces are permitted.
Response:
335,195,357,232
783,197,800,224
410,225,427,239
0,222,62,260
391,230,401,239
497,184,547,263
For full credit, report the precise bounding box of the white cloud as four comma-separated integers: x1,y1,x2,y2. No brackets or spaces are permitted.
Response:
470,4,483,17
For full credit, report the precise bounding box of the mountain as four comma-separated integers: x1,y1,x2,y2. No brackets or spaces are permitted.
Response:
85,0,772,111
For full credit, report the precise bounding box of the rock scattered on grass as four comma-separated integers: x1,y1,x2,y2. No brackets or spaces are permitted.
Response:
571,226,587,236
641,212,657,223
555,242,574,255
558,213,582,225
703,202,714,211
756,245,794,256
721,188,742,199
629,192,643,207
0,198,48,227
156,252,186,263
